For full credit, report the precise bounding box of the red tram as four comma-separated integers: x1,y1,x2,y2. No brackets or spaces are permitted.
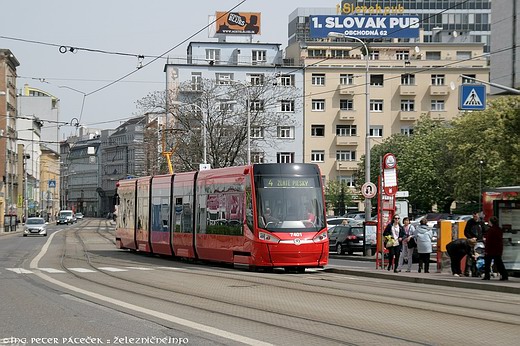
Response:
115,163,329,271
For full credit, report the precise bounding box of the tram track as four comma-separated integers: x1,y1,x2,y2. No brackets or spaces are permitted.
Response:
62,221,520,324
52,226,430,345
31,222,514,345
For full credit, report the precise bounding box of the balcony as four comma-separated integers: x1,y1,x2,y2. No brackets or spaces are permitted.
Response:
336,136,359,146
399,111,419,121
337,85,355,95
429,85,450,96
336,161,358,171
428,111,447,120
399,85,416,96
337,110,356,120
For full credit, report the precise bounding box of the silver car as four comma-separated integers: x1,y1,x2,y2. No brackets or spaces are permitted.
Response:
23,217,48,237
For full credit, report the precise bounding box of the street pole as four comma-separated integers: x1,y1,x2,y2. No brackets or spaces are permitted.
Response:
479,160,484,214
247,96,251,165
329,32,371,221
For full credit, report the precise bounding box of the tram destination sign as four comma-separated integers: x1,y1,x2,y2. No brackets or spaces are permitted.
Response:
262,177,316,188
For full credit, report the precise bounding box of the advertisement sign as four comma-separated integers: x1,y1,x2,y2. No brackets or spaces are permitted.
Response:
382,153,397,196
215,12,261,35
309,15,420,39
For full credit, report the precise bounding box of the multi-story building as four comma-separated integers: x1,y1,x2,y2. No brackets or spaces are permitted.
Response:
0,49,19,230
165,39,304,168
490,0,520,93
99,116,147,217
285,38,489,206
288,1,492,52
40,145,60,221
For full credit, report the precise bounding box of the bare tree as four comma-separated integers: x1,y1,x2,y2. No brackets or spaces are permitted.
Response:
137,73,301,172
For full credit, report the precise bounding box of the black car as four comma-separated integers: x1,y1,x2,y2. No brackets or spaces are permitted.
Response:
329,225,376,255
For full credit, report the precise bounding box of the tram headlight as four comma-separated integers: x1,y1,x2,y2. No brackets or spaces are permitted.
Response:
259,231,280,243
313,230,328,243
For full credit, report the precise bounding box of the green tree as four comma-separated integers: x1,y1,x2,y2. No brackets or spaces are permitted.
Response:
325,180,354,216
446,96,520,202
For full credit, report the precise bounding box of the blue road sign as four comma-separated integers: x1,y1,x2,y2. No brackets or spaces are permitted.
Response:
48,180,56,188
459,84,486,111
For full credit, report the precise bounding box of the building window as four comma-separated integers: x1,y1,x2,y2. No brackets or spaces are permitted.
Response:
340,74,354,85
311,125,325,137
278,74,295,86
396,50,410,60
205,49,220,63
369,50,380,60
401,99,415,112
336,125,357,136
251,152,265,164
277,152,294,163
401,127,414,136
311,74,325,86
332,50,350,58
191,72,202,91
340,99,354,110
431,74,445,85
249,100,264,111
308,49,327,58
312,99,325,111
426,51,441,60
216,73,233,85
339,175,356,187
401,74,415,85
370,100,383,112
431,100,445,111
311,150,325,162
250,126,264,139
248,74,264,86
462,74,476,84
336,150,356,161
370,126,383,137
252,50,267,64
370,74,384,86
457,51,472,60
280,100,295,112
277,126,294,139
219,100,234,112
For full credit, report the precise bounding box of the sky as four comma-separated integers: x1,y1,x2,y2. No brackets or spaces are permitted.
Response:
1,0,339,138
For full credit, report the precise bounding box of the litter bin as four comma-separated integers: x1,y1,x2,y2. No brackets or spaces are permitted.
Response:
4,215,16,232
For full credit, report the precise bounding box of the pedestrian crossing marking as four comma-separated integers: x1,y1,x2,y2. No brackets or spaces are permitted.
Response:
463,88,483,106
6,268,33,274
98,267,128,272
125,266,154,271
39,268,66,274
69,268,97,273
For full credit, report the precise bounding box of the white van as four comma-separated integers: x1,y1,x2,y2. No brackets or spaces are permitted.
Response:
57,210,75,225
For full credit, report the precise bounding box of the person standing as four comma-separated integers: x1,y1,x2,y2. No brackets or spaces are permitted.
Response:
446,238,477,277
463,212,486,276
415,218,433,273
482,216,508,281
397,217,415,272
383,215,405,273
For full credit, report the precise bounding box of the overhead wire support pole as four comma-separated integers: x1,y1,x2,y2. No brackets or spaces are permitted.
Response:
460,74,520,94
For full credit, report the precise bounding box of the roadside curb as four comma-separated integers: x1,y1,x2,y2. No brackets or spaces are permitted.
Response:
324,267,520,294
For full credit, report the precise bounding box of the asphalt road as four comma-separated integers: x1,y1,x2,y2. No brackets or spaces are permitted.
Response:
1,219,519,346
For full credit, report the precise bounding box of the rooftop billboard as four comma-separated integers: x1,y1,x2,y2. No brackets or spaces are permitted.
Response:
310,15,420,39
215,12,261,35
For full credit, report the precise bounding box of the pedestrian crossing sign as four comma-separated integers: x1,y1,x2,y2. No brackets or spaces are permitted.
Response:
459,84,486,111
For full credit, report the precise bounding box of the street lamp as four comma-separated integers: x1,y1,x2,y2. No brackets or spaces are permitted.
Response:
479,159,484,213
329,32,371,221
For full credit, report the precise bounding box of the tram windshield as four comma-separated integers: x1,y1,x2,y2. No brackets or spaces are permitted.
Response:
255,175,325,232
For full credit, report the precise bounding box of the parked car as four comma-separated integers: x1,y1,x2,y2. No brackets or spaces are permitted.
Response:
23,217,47,237
329,225,376,255
75,212,84,220
326,217,360,230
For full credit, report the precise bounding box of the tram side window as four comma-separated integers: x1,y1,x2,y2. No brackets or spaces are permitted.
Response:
204,192,244,236
182,202,193,233
174,197,183,232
